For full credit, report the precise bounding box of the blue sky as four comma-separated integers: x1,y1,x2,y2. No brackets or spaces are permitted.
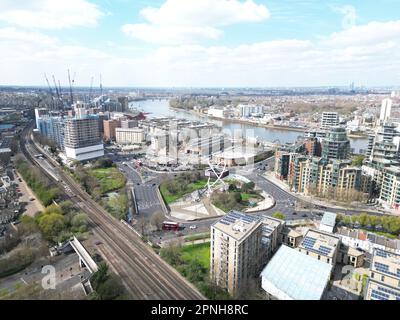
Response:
0,0,399,87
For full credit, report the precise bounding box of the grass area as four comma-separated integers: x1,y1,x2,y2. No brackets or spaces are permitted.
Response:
240,193,262,201
160,178,208,204
373,231,398,239
88,168,125,194
160,242,231,299
180,243,210,269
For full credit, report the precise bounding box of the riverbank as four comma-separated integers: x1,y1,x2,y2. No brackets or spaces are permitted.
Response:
170,106,307,133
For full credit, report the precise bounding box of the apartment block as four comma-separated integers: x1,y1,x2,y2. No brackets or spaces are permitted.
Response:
210,211,263,297
103,119,120,141
64,116,104,161
321,112,339,129
365,249,400,300
298,229,340,266
321,127,350,160
115,127,145,145
260,216,285,264
285,156,361,196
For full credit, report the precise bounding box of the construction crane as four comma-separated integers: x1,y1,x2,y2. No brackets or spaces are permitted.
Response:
44,73,55,110
100,73,103,103
52,75,61,109
68,69,74,106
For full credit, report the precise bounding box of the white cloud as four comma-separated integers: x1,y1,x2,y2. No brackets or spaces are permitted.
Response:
122,0,270,44
122,24,222,45
323,20,400,47
0,0,103,29
1,18,400,87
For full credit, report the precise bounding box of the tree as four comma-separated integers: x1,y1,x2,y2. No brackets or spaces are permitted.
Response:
59,201,75,215
186,259,207,283
160,242,183,266
107,194,128,220
36,210,66,242
19,215,38,236
150,212,165,231
71,213,89,233
352,155,365,167
272,212,285,220
91,263,109,290
241,182,255,193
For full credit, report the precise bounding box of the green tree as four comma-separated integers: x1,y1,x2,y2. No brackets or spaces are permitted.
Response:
272,212,285,220
71,213,89,233
36,212,65,241
107,194,128,220
352,155,365,167
160,243,183,266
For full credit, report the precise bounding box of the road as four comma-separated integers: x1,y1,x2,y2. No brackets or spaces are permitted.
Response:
20,122,205,300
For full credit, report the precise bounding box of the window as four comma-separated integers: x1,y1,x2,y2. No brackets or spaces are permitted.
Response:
381,275,385,282
318,255,321,260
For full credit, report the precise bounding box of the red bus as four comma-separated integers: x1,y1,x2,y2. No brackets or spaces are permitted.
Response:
162,221,181,231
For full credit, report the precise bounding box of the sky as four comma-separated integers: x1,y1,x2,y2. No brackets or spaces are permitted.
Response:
0,0,400,87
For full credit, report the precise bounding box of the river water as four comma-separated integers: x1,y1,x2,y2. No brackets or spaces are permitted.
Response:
129,99,368,153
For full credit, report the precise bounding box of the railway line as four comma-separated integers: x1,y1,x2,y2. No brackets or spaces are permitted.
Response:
19,122,205,300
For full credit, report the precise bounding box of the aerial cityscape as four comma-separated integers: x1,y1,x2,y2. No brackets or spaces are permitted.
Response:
1,0,400,306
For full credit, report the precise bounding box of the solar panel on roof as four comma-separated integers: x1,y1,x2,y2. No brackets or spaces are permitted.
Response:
376,250,388,258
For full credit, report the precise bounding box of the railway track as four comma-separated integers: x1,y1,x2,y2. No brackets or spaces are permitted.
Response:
19,122,205,300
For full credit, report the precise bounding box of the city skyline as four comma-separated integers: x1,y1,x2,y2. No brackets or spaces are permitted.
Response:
1,0,400,87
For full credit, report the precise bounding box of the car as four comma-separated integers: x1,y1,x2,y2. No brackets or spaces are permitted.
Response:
189,225,197,230
302,214,308,218
94,240,102,245
292,212,297,215
29,197,35,201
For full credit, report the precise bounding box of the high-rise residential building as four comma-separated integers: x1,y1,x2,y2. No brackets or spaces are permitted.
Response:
97,113,109,139
285,156,361,196
274,150,292,180
380,98,392,124
103,119,120,141
321,127,350,160
37,116,65,149
365,249,400,300
304,137,322,157
321,112,339,129
118,96,129,112
210,211,263,297
378,166,400,210
34,108,48,129
115,128,145,145
64,116,104,161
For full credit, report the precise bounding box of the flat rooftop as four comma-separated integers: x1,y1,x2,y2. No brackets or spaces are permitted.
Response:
261,245,333,300
371,249,400,280
299,229,340,259
261,216,283,236
320,212,337,228
212,210,261,242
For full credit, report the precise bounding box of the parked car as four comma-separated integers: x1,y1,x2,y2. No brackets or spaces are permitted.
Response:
189,225,197,230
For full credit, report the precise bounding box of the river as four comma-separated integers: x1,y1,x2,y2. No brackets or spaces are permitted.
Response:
129,99,368,153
